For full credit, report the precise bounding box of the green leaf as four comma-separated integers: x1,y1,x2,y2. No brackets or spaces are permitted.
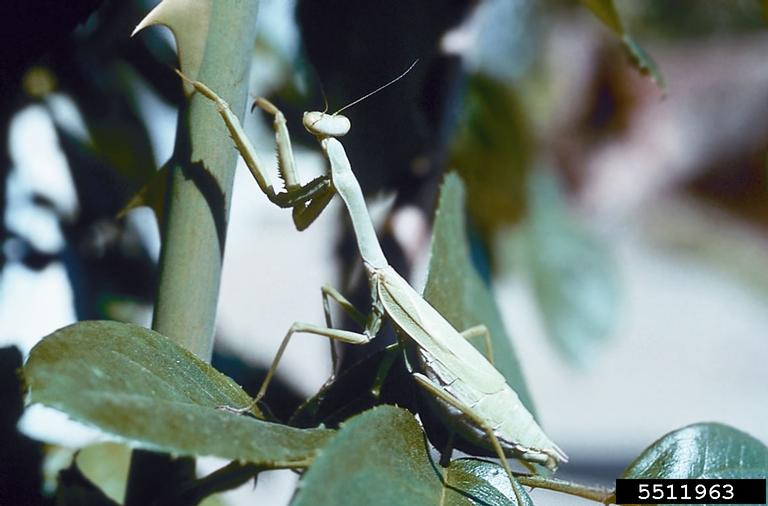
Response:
449,459,534,506
623,423,768,479
581,0,664,88
523,168,618,365
449,76,531,239
424,173,536,417
292,406,528,506
620,423,768,506
52,88,158,190
622,35,665,89
24,321,333,467
118,163,169,225
581,0,623,34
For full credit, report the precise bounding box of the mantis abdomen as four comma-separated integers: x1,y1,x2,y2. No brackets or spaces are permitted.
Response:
377,266,567,470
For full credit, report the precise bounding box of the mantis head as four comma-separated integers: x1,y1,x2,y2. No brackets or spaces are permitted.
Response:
303,59,418,140
302,111,351,138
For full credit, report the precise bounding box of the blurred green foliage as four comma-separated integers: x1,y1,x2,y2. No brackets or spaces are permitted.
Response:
522,168,618,365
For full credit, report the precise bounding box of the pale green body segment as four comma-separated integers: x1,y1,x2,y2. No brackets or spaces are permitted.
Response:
377,265,566,466
178,71,567,491
321,138,387,269
324,137,566,469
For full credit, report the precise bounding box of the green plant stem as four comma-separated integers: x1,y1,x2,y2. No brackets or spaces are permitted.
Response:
125,2,260,505
170,462,263,504
514,473,614,504
152,1,259,362
166,460,314,504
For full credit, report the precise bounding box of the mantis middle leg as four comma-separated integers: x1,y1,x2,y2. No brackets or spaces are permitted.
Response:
241,285,383,413
460,325,494,365
320,285,399,399
321,284,367,380
318,285,405,411
221,322,373,415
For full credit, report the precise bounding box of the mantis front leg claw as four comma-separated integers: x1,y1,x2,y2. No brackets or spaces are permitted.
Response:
175,68,333,224
268,174,332,208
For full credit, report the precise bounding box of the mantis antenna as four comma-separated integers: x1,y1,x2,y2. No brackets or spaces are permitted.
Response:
333,59,419,116
318,76,330,114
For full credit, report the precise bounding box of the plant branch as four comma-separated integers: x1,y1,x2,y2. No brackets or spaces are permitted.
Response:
152,0,259,361
125,1,260,505
170,462,262,505
513,473,615,504
165,460,312,504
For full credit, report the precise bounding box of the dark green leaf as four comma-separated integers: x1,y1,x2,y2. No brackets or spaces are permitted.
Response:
24,321,333,467
621,423,768,506
292,406,527,506
623,423,768,479
54,70,158,187
449,459,534,506
424,173,536,417
118,163,169,225
523,168,618,365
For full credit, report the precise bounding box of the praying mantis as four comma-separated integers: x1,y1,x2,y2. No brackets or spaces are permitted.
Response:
175,66,567,490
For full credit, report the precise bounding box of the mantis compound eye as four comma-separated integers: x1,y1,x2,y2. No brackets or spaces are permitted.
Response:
303,111,351,138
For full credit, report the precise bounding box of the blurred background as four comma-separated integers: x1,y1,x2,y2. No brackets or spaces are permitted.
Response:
1,0,767,504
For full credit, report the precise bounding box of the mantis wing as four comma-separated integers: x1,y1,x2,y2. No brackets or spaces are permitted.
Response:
377,267,506,396
379,267,566,465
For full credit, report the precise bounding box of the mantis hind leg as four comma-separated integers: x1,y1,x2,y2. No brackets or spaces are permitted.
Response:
220,322,371,415
460,325,494,365
370,343,400,400
411,373,526,505
438,432,455,468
